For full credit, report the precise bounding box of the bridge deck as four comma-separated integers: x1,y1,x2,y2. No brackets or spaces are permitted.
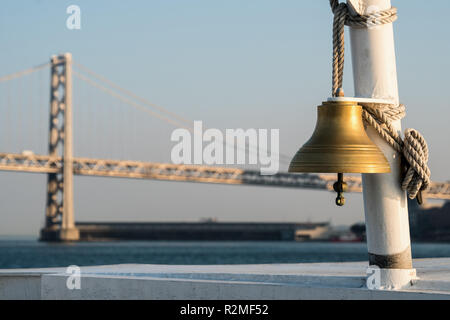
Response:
1,152,448,199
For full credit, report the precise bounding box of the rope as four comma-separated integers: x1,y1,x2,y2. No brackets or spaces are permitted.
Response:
329,0,430,202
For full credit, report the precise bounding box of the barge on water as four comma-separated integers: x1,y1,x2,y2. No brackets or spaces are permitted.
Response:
40,221,330,242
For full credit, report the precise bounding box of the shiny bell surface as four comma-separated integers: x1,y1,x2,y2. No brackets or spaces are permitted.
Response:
289,100,390,173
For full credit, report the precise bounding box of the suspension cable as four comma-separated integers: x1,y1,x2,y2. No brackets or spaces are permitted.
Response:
73,68,292,164
0,63,50,83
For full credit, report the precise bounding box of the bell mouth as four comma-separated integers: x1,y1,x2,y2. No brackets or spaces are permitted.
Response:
288,100,391,174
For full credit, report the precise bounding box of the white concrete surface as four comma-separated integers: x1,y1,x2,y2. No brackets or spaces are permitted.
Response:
1,258,450,299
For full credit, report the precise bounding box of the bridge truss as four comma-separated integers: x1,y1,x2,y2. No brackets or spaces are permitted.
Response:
1,152,448,200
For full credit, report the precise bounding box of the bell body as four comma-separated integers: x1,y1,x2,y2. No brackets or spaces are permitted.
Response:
289,100,390,173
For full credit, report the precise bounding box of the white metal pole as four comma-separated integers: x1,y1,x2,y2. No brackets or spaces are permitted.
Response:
347,0,416,289
61,53,79,241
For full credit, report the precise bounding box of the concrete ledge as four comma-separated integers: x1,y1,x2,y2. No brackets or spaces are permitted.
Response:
1,258,450,299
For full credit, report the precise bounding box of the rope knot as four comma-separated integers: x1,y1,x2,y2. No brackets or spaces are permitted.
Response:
361,103,431,202
402,128,431,199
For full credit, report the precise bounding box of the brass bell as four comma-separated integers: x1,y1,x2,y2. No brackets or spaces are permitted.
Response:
289,99,390,206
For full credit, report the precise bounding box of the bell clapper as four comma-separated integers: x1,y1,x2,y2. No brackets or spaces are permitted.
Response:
333,173,347,206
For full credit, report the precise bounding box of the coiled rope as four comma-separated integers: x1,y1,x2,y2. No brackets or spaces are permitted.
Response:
329,0,430,203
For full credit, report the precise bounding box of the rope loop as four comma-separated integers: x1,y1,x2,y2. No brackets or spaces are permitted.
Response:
402,128,431,198
328,1,431,202
330,0,397,28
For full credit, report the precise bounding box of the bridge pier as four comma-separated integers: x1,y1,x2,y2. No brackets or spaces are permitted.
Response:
40,53,79,242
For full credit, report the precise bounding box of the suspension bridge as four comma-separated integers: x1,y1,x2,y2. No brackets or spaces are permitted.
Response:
0,53,449,241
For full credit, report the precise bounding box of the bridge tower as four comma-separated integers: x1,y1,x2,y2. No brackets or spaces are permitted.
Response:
40,53,79,241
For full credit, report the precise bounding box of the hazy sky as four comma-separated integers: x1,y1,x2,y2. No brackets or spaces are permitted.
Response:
0,0,449,236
